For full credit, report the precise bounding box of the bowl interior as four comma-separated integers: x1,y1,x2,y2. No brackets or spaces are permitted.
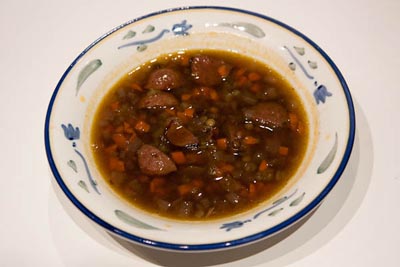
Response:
46,6,355,251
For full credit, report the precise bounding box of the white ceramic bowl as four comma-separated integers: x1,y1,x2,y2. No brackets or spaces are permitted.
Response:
45,6,355,251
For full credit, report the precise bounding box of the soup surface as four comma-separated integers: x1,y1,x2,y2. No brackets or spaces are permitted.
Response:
91,50,308,220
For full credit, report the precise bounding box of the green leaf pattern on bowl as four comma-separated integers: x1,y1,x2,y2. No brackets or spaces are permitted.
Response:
293,46,305,55
76,59,102,96
221,189,306,231
318,133,338,174
67,160,77,173
123,30,136,40
115,210,162,230
142,25,155,33
78,180,89,193
214,22,265,38
268,208,284,216
290,192,306,207
308,60,318,69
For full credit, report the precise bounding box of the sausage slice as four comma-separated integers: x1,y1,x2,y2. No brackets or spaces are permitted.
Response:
244,102,289,128
191,55,230,86
166,122,199,147
145,68,183,90
137,145,177,175
138,92,178,109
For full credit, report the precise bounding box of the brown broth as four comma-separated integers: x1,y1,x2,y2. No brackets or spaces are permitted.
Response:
91,49,309,220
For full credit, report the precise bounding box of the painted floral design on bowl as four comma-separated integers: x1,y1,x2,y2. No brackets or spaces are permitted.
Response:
45,6,355,251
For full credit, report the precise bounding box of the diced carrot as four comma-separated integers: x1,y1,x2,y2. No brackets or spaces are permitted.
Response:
109,157,125,172
249,83,262,93
262,182,273,193
103,125,114,135
139,113,149,121
255,182,265,192
279,146,289,156
258,160,268,171
217,64,230,77
249,183,256,195
180,55,190,66
234,68,246,78
137,175,150,183
193,87,208,97
191,179,204,188
243,136,259,145
213,167,224,177
181,93,191,101
170,151,187,165
206,182,219,193
123,122,134,134
186,152,207,165
236,75,248,86
176,111,185,119
134,120,150,133
112,133,127,148
129,131,137,142
216,138,228,150
219,163,234,173
289,113,299,131
115,125,124,133
239,188,249,197
192,87,201,96
209,107,219,114
110,101,119,111
130,83,143,92
193,87,219,101
183,107,195,118
177,184,193,196
104,144,117,155
209,88,219,101
164,108,176,116
248,72,262,81
150,177,166,193
176,111,190,123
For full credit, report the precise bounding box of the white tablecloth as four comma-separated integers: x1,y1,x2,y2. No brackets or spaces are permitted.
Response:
1,0,399,266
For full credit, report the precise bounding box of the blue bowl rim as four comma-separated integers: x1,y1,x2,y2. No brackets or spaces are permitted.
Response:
44,5,356,251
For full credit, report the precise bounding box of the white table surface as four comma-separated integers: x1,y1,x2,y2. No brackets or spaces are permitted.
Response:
1,0,399,266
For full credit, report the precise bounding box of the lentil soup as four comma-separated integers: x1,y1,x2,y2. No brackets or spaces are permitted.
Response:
91,49,309,220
